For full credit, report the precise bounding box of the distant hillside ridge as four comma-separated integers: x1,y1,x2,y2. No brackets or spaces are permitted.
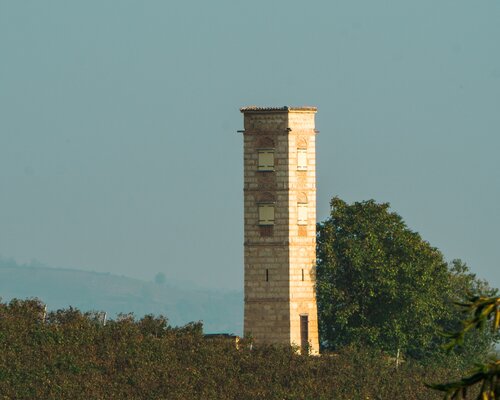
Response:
0,257,242,334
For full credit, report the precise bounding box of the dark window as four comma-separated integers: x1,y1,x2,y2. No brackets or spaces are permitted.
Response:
300,315,309,354
266,269,269,282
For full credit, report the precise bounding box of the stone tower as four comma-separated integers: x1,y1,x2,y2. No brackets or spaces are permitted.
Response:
240,106,319,354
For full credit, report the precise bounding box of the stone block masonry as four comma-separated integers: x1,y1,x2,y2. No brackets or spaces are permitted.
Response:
240,106,319,354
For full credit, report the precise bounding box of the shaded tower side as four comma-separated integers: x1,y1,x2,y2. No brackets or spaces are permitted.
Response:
241,106,319,354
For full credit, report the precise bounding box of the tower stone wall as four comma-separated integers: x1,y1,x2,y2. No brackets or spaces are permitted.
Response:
241,106,319,354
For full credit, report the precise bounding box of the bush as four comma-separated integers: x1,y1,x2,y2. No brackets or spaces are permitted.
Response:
0,298,465,399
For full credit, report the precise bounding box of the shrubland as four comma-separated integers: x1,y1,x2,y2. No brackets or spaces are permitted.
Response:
0,298,458,399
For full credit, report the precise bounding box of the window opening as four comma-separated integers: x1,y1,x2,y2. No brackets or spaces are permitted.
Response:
297,203,308,225
266,269,269,282
258,204,275,226
297,148,307,170
258,149,274,171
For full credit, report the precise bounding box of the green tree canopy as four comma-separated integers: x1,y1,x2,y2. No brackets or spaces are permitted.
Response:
316,197,496,363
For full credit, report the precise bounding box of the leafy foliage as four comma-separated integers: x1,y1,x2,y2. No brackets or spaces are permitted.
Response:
316,197,496,364
429,296,500,399
0,297,458,399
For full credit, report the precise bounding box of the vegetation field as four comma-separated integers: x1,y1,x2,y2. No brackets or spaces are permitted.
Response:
0,298,462,400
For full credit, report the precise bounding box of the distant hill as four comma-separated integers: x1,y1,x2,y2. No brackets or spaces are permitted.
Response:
0,257,243,335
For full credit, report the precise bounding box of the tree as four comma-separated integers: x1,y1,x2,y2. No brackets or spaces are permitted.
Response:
154,272,166,285
429,295,500,399
445,260,498,366
316,197,495,363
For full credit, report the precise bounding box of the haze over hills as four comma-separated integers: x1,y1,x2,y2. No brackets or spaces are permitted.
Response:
0,256,243,335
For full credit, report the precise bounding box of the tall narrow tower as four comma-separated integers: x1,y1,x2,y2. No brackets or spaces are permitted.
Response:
240,106,319,354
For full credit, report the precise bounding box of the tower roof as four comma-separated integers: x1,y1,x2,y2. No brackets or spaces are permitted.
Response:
240,106,317,113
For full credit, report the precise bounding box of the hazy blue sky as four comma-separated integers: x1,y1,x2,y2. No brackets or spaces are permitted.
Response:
1,1,499,291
